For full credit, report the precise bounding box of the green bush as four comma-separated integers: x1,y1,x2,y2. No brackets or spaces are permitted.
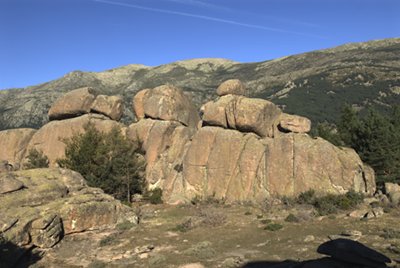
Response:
296,189,316,204
285,213,300,223
24,148,49,169
57,123,144,202
264,223,283,231
147,188,163,204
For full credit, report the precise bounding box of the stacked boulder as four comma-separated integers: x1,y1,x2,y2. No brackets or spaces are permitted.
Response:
0,81,377,204
10,87,124,166
129,79,376,203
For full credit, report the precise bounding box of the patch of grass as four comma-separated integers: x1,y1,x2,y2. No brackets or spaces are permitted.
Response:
183,241,216,259
88,260,107,268
173,218,195,233
244,211,252,215
294,189,364,215
264,223,283,231
116,221,136,231
99,236,116,247
381,228,400,239
260,219,272,224
285,213,300,223
198,208,226,227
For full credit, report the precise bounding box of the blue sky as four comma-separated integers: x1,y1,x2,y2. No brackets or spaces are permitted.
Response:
0,0,399,89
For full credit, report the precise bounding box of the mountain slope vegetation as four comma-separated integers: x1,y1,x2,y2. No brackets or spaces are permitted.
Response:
1,38,399,130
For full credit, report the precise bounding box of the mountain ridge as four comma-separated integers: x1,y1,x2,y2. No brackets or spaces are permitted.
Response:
1,37,399,130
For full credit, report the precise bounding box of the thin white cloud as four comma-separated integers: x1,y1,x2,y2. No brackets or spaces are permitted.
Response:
93,0,325,38
163,0,233,12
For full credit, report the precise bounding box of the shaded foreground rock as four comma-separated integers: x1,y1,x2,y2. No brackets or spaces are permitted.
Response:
48,87,97,120
0,168,136,249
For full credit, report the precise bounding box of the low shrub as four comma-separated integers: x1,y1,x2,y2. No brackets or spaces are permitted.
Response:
294,189,364,215
24,148,49,169
116,221,136,231
264,223,283,231
147,188,163,204
285,213,300,223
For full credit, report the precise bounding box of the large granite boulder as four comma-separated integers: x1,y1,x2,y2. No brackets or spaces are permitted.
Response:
202,95,282,138
91,94,124,121
132,85,200,129
216,79,247,96
48,87,96,120
0,168,136,249
127,119,192,203
0,128,36,168
279,113,311,133
25,114,125,166
132,88,149,120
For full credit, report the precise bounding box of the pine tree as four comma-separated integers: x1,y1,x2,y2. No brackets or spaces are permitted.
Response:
57,123,144,202
24,148,49,169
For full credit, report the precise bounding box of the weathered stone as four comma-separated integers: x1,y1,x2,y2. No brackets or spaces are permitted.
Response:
25,114,125,166
128,119,191,202
384,182,400,205
202,95,282,138
216,79,247,96
140,85,200,129
279,113,311,133
48,87,96,120
0,168,137,248
0,128,36,168
132,88,149,120
91,95,124,121
31,215,63,248
0,173,24,194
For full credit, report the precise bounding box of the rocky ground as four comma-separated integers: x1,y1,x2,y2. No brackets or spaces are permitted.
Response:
30,201,400,268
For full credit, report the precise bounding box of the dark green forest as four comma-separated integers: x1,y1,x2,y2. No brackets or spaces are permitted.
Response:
312,105,400,184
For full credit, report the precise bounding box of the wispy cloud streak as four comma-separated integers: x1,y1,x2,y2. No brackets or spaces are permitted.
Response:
93,0,325,38
163,0,233,12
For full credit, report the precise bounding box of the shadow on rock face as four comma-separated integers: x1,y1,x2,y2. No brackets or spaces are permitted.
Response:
0,239,42,268
241,238,392,268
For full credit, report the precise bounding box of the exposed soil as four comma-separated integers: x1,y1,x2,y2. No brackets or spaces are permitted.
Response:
31,202,400,268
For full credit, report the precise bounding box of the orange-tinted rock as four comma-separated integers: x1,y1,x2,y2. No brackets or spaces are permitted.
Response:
25,114,125,166
279,113,311,133
0,128,36,168
132,89,149,120
140,85,200,129
216,79,247,96
48,87,96,120
202,95,281,138
91,95,124,121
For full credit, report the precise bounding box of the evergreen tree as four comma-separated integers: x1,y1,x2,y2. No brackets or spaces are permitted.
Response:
57,123,144,202
24,148,49,169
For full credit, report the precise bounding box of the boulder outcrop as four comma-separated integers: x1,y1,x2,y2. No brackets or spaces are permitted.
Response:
0,168,136,248
25,114,125,166
0,128,37,169
128,79,375,203
48,87,97,120
0,80,377,204
91,94,124,121
132,85,200,129
202,95,282,138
